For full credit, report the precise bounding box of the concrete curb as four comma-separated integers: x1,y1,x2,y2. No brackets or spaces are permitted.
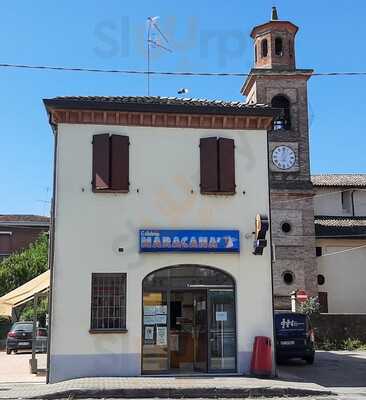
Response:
19,386,333,399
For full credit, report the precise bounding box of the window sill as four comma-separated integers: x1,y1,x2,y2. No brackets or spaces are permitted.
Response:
89,329,128,334
200,191,236,196
93,189,129,194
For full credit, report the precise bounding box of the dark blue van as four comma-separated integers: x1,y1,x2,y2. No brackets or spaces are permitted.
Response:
274,312,315,364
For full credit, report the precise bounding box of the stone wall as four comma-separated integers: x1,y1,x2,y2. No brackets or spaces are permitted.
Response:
311,314,366,343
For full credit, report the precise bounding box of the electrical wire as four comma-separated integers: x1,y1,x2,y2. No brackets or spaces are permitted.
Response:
1,62,366,78
320,243,366,257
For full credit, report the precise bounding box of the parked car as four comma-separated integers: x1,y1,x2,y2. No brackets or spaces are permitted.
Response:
274,312,315,364
6,321,48,354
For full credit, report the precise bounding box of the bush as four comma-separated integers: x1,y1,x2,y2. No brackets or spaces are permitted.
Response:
297,296,320,315
342,338,366,351
316,337,366,351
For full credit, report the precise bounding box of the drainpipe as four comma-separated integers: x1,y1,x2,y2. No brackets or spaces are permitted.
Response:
46,113,58,384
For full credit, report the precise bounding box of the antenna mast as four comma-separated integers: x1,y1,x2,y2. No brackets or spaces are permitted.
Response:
147,16,172,95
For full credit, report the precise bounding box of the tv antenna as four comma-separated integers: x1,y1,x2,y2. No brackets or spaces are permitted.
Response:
147,16,172,95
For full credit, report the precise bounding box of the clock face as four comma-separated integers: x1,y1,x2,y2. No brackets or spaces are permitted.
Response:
272,146,296,170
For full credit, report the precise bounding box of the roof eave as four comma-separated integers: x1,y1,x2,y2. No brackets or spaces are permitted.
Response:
43,98,279,119
0,221,50,228
250,20,299,38
241,68,314,96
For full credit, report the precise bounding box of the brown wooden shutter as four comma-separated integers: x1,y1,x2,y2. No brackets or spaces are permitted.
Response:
200,137,218,193
92,134,110,190
110,135,129,191
218,137,235,193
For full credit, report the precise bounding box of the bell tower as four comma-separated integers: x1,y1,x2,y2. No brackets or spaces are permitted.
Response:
242,7,318,309
253,6,297,71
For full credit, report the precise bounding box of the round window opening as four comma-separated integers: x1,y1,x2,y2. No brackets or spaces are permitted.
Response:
317,274,325,285
283,271,294,285
281,222,292,233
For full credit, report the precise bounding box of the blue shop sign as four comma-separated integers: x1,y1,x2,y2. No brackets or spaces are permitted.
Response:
139,229,240,253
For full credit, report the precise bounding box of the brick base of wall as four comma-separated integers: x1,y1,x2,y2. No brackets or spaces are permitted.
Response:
311,314,366,343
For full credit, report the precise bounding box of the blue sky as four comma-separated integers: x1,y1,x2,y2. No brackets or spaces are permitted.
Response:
1,0,366,216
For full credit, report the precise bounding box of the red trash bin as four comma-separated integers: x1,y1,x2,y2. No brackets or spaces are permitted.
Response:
250,336,272,377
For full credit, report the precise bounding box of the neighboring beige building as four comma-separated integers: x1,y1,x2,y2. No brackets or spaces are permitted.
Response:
313,175,366,313
44,96,277,382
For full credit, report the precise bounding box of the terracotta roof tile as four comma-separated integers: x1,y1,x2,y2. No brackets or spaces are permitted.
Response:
0,215,50,223
51,95,269,109
315,216,366,237
312,174,366,187
44,96,279,118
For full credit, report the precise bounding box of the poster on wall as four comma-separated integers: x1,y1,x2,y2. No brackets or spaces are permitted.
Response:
155,314,167,324
156,326,167,346
144,306,156,316
156,305,167,315
144,326,154,343
216,311,228,321
144,315,155,325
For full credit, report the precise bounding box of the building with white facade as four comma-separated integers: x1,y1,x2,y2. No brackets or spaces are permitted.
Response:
44,96,277,382
313,174,366,313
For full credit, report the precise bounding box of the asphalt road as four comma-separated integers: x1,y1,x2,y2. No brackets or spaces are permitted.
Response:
278,350,366,397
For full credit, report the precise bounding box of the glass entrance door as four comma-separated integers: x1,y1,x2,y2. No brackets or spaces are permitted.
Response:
142,266,237,374
208,289,236,371
193,291,207,372
169,290,207,373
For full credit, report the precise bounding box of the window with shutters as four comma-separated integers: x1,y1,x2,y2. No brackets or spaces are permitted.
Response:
200,137,235,195
92,134,129,192
90,273,127,332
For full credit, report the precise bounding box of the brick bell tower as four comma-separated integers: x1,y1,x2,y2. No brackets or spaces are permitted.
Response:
242,7,317,309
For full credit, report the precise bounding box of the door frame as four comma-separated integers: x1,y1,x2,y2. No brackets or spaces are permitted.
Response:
169,288,208,373
141,286,237,375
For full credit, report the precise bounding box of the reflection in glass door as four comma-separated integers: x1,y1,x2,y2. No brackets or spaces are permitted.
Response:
193,291,207,372
169,291,207,373
142,292,168,372
208,289,236,371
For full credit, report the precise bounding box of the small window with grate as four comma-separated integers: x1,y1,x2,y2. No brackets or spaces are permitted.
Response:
90,273,127,332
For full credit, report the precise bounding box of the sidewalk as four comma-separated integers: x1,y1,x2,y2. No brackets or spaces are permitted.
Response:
0,376,332,399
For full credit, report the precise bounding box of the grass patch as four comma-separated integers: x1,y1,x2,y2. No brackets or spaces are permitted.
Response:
316,337,366,351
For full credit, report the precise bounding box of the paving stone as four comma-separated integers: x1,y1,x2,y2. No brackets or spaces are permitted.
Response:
0,376,332,399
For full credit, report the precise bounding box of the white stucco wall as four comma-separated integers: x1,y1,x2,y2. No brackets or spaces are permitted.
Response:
317,241,366,313
314,187,366,217
354,190,366,216
50,123,273,382
313,188,347,216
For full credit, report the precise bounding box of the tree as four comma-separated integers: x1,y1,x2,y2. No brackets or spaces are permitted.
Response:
297,296,320,316
0,233,49,297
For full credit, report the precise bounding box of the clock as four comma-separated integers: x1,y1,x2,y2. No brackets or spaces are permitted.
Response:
272,145,296,170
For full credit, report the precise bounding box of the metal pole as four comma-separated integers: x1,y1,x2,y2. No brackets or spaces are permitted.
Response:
31,294,38,374
147,21,151,96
